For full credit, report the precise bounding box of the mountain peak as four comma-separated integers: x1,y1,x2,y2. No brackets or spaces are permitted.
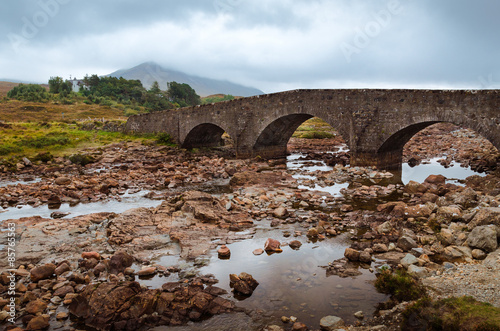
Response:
108,63,263,97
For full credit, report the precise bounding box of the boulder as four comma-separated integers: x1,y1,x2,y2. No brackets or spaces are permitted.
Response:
401,254,419,268
264,238,281,252
359,251,372,264
292,322,308,331
273,207,288,219
253,248,264,255
471,249,487,260
319,315,345,330
407,265,430,277
30,263,56,282
397,236,418,252
377,221,392,234
405,180,427,194
55,177,72,186
307,228,319,238
466,225,498,252
218,245,231,259
468,207,500,229
26,315,50,330
289,240,302,250
436,206,462,224
229,272,259,296
425,174,446,184
26,299,48,315
372,243,388,253
108,251,134,274
344,248,360,262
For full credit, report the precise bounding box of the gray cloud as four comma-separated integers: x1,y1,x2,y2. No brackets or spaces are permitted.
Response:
1,0,499,91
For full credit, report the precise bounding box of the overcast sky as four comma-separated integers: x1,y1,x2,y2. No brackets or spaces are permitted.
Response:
1,0,499,93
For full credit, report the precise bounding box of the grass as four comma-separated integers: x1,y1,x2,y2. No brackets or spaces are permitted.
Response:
292,117,338,139
402,296,500,330
0,121,169,165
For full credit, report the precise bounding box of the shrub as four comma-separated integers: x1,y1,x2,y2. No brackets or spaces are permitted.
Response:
7,84,49,102
69,153,94,166
156,132,174,145
375,268,426,302
34,152,54,163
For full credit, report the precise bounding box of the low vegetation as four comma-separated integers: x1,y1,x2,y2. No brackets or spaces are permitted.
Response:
0,121,174,166
374,268,426,302
202,94,235,104
402,296,500,330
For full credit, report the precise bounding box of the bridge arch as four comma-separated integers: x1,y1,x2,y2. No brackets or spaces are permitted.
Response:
182,123,227,149
252,113,350,158
375,118,500,170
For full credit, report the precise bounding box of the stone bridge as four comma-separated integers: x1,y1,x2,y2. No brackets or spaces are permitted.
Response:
125,89,500,169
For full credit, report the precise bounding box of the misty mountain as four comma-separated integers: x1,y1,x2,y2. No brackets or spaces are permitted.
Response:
108,62,264,97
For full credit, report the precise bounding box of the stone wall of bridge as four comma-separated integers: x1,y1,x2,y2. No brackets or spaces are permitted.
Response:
125,89,500,169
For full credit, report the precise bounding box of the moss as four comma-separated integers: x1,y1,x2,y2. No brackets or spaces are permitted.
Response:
69,153,95,166
375,268,426,302
402,296,500,330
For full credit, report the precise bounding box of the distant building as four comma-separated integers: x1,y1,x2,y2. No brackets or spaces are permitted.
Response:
68,78,86,92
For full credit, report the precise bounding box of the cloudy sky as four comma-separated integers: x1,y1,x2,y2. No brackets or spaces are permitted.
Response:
1,0,499,93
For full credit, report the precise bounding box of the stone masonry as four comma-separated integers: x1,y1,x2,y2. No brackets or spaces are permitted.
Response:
125,89,500,169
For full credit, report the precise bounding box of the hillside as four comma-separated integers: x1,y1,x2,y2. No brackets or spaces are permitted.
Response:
0,81,20,97
108,62,264,97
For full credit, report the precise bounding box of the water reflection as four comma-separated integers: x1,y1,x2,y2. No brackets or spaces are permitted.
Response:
0,190,162,222
400,157,486,185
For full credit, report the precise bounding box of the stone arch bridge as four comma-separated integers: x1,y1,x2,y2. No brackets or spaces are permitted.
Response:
125,89,500,169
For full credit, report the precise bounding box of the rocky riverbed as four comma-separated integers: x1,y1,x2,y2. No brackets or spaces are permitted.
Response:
0,123,499,330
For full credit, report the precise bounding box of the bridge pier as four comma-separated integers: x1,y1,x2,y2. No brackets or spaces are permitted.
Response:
236,145,288,159
350,150,403,171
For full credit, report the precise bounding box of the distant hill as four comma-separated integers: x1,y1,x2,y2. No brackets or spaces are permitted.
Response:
108,62,264,97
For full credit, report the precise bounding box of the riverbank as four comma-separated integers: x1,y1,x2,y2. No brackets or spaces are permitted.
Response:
0,122,499,330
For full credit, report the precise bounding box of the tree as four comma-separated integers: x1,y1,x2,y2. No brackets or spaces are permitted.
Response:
48,76,72,94
149,81,161,95
167,81,201,107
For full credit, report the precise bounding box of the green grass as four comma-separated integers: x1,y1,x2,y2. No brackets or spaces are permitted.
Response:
403,296,500,330
0,121,174,164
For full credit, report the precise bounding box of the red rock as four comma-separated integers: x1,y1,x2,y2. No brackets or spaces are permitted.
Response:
81,251,100,260
138,267,157,276
425,174,446,184
30,264,56,282
26,315,49,330
55,263,71,276
253,248,264,255
289,240,302,250
53,285,74,298
264,238,281,252
292,322,308,331
26,299,48,314
55,177,71,185
217,245,231,259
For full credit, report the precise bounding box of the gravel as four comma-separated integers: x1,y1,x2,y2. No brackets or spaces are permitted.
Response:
422,248,500,307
